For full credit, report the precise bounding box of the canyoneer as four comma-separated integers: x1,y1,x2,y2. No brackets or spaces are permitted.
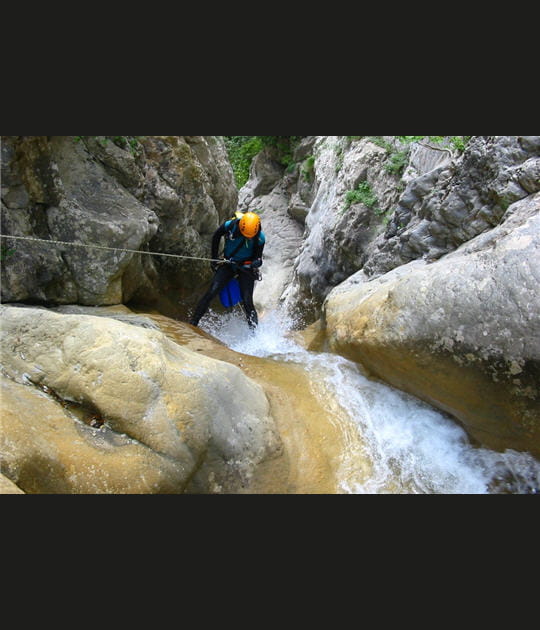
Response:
189,211,265,330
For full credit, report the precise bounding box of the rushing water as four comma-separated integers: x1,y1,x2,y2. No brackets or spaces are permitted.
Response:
200,307,540,495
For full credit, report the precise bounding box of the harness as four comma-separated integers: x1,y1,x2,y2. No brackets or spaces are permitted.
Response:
223,219,262,281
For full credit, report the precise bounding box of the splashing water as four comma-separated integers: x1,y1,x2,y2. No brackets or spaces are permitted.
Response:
200,307,540,494
316,356,540,494
201,306,305,359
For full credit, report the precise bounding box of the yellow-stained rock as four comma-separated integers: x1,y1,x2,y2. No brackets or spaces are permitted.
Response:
0,471,25,494
1,303,373,494
146,313,368,494
324,196,540,457
1,305,282,493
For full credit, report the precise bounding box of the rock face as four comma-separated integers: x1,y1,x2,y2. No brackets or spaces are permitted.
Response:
281,137,402,322
237,136,397,322
239,136,540,327
239,136,448,324
1,136,237,316
237,146,306,317
0,472,24,494
0,305,282,493
364,136,540,278
323,193,540,456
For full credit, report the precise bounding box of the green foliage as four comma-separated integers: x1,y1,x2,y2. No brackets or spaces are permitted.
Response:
497,194,513,212
346,136,472,154
395,136,471,152
1,245,15,261
223,136,264,188
365,136,394,153
111,136,145,153
257,136,303,169
449,136,472,151
258,136,303,149
385,150,409,175
301,155,316,181
334,145,344,173
352,136,474,177
223,136,305,188
344,181,378,211
395,136,425,143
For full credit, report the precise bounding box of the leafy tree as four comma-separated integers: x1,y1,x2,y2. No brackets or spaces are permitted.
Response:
223,137,264,188
223,136,304,188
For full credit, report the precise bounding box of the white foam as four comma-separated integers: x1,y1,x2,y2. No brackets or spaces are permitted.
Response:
201,307,540,494
201,307,305,359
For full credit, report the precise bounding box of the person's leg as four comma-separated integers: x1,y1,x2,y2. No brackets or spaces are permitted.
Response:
189,265,234,326
238,271,258,329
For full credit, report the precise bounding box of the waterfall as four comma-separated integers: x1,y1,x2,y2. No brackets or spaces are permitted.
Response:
199,307,540,495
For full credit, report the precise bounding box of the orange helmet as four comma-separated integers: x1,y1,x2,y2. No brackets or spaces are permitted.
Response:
238,212,261,238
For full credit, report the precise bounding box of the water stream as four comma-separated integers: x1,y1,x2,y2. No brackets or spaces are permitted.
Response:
200,307,540,494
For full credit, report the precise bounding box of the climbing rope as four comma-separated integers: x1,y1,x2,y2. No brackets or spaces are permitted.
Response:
0,233,224,264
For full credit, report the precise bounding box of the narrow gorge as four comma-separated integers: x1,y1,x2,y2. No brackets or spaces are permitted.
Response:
1,135,539,494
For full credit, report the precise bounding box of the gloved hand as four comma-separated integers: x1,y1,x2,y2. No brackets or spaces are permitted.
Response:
252,259,262,268
211,261,219,272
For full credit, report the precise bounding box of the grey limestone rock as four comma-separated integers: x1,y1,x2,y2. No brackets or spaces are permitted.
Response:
1,136,238,315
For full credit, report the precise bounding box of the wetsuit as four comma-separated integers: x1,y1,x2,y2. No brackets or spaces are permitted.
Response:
189,219,265,329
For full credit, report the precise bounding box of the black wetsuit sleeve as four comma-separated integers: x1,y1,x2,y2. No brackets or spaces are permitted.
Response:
211,223,228,260
253,237,265,261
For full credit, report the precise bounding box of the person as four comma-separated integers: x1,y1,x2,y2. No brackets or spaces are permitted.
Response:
189,211,265,329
